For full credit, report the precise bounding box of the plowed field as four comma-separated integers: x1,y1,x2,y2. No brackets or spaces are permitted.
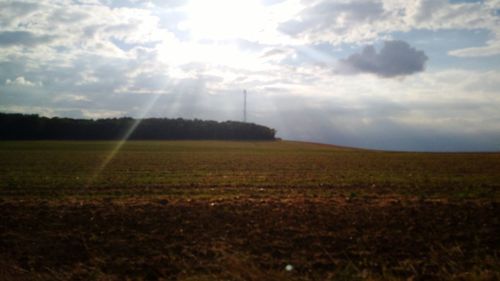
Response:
0,141,498,280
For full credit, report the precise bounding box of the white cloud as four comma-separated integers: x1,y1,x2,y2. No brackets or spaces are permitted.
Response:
448,28,500,57
0,0,180,65
279,0,391,45
5,76,41,87
0,1,40,28
53,94,91,102
278,0,500,56
449,43,500,57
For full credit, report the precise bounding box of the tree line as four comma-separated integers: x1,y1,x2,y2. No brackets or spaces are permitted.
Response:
0,113,276,140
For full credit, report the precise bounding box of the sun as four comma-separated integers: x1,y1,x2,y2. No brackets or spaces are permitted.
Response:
180,0,269,41
159,0,303,71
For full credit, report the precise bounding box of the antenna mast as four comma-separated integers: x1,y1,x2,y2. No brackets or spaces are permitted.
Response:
243,89,247,123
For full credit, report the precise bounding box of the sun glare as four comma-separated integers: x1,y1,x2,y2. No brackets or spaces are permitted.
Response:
181,0,268,41
157,0,304,74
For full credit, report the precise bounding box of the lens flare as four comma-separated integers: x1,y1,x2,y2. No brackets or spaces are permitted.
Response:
86,93,163,188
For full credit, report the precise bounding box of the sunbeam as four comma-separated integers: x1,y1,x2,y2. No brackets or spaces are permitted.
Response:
86,93,163,188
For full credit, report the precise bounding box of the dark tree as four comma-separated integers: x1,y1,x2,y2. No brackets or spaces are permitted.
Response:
0,113,276,141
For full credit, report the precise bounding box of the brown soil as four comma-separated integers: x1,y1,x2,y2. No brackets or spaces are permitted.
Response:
1,197,498,280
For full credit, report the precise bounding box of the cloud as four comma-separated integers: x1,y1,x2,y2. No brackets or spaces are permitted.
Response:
0,31,55,47
5,76,41,87
0,1,179,63
338,40,428,77
279,0,386,44
278,0,500,52
448,39,500,57
0,2,40,27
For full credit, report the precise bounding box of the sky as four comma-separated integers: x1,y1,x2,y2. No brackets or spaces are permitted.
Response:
1,0,500,151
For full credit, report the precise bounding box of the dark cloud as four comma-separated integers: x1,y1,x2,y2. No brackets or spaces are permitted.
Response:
0,31,55,47
338,40,428,77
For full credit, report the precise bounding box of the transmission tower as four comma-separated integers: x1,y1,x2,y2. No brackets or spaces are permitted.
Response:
243,89,247,123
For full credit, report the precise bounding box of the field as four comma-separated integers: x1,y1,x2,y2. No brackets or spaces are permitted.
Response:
0,141,499,280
